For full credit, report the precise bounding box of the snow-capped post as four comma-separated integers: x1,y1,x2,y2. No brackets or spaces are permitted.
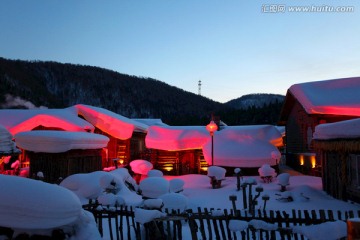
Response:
277,173,290,192
229,195,237,213
206,120,218,166
249,185,263,215
234,168,242,191
112,158,119,169
241,182,248,209
262,194,270,211
347,218,360,240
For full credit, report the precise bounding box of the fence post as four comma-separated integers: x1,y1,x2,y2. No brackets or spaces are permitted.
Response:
347,218,360,240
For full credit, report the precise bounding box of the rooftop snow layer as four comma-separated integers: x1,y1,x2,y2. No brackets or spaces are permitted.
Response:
313,117,360,140
74,104,148,139
289,77,360,116
0,107,94,135
15,130,109,153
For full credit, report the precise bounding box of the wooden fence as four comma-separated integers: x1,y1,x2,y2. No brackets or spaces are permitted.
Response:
83,202,360,240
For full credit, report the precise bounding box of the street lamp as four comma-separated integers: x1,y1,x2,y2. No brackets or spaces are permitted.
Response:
206,120,218,166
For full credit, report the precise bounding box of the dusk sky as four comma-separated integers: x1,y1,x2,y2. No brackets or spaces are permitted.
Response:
1,0,360,103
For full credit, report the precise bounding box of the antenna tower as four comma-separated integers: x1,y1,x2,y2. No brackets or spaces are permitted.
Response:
198,80,202,96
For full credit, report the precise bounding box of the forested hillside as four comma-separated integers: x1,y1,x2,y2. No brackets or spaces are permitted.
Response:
0,58,284,125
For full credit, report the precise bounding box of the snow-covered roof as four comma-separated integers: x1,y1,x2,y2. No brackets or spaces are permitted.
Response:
202,126,282,167
146,125,283,167
146,125,209,151
289,77,360,116
0,124,20,155
132,118,169,127
0,174,82,229
15,130,109,153
74,104,148,140
0,107,94,135
313,118,360,140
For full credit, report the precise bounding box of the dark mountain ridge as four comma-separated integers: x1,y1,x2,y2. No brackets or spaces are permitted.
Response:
0,57,284,125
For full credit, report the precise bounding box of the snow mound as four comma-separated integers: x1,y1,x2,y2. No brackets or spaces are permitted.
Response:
169,178,185,193
229,220,248,232
15,131,109,153
0,174,81,229
134,208,166,224
60,169,142,206
148,169,164,178
207,166,226,180
130,159,153,175
277,173,290,186
160,193,188,212
139,177,169,199
292,220,347,240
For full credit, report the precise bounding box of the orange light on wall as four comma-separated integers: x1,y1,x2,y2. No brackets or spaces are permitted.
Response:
201,167,208,172
311,156,316,168
299,155,304,166
164,166,173,172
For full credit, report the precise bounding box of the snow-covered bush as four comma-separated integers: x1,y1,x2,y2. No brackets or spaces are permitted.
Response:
207,166,226,189
60,169,142,206
258,164,276,183
130,159,153,175
160,193,188,212
277,173,290,192
139,177,169,199
143,198,163,210
169,178,185,193
134,208,166,225
147,169,163,178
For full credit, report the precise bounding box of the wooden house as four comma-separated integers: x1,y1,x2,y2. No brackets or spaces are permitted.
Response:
278,77,360,174
0,108,94,170
145,125,283,176
313,118,360,202
14,131,109,183
74,104,149,169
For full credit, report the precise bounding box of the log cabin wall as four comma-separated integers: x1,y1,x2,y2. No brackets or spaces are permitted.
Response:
94,128,131,168
25,149,102,183
285,99,357,171
149,149,205,175
315,140,360,203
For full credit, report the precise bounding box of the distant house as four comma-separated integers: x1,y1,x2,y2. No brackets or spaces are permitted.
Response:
278,77,360,174
15,131,109,183
145,125,283,175
313,118,360,202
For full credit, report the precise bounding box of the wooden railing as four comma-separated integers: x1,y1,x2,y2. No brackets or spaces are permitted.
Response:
83,202,360,240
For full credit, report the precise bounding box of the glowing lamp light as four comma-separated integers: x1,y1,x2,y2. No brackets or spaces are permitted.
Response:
206,121,218,136
206,120,218,166
119,159,124,165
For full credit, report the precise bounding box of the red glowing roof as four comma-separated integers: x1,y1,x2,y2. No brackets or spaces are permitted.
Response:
0,108,94,135
289,77,360,116
74,104,148,140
